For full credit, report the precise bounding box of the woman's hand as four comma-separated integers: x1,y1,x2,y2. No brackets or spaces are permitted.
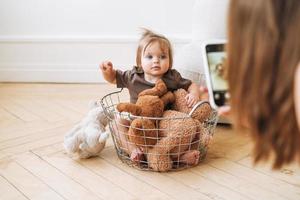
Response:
198,86,232,118
218,105,231,116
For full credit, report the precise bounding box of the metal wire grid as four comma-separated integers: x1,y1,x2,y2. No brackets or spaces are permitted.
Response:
100,89,218,171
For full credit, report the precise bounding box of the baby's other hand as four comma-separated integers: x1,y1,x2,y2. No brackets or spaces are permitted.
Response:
185,93,200,108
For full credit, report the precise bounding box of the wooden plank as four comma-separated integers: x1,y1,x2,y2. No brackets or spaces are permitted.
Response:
51,98,90,115
32,136,114,158
0,98,40,122
8,96,66,123
0,126,68,160
190,163,286,200
14,152,102,200
0,157,64,200
0,123,73,150
0,175,28,200
31,96,84,121
207,141,253,162
165,170,251,200
99,147,212,200
38,95,83,117
0,107,20,121
0,150,14,161
208,158,300,200
207,127,253,162
0,83,114,96
79,148,175,200
30,143,65,157
33,149,137,200
0,120,63,138
238,156,300,187
0,134,63,158
0,118,23,132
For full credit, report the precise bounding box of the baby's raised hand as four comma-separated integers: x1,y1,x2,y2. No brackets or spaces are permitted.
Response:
99,60,116,83
100,61,113,73
185,93,200,108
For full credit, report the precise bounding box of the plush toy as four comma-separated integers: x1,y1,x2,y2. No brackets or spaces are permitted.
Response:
116,79,175,150
115,79,212,171
147,89,212,172
173,88,211,122
64,101,110,159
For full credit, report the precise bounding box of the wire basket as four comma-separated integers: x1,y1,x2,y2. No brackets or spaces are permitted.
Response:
100,89,218,172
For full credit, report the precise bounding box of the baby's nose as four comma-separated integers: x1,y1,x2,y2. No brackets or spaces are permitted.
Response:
153,57,160,63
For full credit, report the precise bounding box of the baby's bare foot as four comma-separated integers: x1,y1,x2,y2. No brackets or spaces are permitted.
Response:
130,148,144,163
180,150,200,165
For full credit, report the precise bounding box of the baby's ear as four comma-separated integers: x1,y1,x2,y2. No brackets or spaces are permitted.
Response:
117,103,142,115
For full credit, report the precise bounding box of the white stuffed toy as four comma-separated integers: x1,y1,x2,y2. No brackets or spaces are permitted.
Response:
64,101,110,159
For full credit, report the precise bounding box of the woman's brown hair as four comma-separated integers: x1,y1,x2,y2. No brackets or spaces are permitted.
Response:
226,0,300,168
136,28,173,69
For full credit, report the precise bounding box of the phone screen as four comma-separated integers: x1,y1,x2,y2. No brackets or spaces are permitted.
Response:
206,44,230,107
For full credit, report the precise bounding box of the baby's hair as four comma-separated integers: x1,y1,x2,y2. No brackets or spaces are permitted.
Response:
136,28,173,69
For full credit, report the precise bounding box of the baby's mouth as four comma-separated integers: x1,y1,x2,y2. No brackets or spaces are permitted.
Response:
151,66,161,70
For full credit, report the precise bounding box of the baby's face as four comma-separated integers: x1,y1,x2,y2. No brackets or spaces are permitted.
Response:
141,41,170,79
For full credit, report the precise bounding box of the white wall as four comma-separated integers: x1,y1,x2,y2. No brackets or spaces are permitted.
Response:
0,0,229,83
174,0,228,82
0,0,196,82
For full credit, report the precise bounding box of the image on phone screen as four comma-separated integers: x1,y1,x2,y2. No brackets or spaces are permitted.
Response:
206,44,230,107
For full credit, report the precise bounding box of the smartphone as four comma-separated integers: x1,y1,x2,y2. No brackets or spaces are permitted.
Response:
202,41,230,109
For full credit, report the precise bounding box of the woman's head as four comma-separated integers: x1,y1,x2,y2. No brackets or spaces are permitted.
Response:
226,0,300,168
136,29,173,77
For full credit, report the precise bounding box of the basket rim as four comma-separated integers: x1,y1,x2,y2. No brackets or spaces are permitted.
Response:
99,89,218,121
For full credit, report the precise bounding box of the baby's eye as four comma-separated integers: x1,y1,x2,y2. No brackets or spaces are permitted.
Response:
145,55,153,59
160,55,167,59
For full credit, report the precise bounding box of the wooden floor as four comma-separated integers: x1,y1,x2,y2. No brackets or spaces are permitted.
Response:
0,83,299,200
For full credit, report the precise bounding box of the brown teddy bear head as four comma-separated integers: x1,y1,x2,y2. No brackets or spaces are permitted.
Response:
117,79,175,118
135,95,164,117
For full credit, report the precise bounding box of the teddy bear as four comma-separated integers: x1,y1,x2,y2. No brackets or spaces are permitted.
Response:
116,79,175,152
173,88,212,122
63,101,110,159
146,89,212,172
115,79,212,171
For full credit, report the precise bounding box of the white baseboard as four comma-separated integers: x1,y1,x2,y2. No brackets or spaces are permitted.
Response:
0,68,104,83
0,36,190,83
0,63,104,83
